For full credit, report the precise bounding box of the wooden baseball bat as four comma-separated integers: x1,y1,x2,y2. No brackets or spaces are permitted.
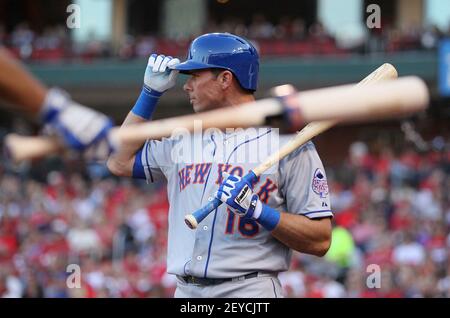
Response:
184,63,399,229
4,74,427,163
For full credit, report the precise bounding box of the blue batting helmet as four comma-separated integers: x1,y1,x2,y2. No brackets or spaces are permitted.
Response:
173,33,259,91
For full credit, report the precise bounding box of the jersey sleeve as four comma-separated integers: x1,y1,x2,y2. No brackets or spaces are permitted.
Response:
278,141,333,219
133,137,176,183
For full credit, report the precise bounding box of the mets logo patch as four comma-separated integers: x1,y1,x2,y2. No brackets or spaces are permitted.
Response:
312,168,329,198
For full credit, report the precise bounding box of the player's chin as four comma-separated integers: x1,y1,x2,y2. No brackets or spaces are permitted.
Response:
192,101,206,113
193,101,220,113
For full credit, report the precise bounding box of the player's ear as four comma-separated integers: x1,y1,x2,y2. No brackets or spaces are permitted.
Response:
218,70,233,90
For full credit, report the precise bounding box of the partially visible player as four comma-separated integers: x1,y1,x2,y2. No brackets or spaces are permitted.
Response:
108,33,333,298
0,47,114,156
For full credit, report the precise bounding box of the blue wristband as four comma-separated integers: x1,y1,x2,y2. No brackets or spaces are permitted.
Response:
131,86,162,119
257,204,281,231
132,147,146,179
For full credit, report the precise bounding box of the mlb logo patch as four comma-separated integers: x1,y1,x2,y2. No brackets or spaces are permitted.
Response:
312,168,329,198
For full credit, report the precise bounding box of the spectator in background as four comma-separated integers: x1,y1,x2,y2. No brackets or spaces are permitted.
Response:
392,232,426,266
135,36,156,58
308,22,331,42
118,35,136,60
291,18,307,40
10,22,34,60
248,13,275,39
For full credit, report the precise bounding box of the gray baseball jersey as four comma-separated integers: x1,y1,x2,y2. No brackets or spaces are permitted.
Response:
135,127,333,279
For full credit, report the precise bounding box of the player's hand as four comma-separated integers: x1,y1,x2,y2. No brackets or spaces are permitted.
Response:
215,172,262,219
40,88,115,159
143,54,180,93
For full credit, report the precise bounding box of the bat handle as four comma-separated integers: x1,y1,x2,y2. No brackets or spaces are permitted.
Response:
185,197,222,229
185,171,258,230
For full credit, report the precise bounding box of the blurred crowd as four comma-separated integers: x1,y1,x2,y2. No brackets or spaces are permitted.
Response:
0,136,449,298
0,162,174,297
1,13,449,62
281,141,450,298
204,14,449,54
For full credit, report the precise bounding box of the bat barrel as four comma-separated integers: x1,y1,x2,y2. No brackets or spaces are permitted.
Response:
185,197,222,229
4,133,62,163
299,76,429,124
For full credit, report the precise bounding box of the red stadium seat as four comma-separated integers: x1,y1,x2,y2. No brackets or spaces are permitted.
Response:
31,48,65,61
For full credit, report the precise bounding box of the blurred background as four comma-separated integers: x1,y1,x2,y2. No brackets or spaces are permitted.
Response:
0,0,449,298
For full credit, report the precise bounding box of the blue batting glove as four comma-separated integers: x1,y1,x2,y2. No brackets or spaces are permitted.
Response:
215,171,281,231
216,171,259,217
40,88,115,159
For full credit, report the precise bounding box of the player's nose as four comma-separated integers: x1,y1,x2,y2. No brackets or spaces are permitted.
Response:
183,77,193,92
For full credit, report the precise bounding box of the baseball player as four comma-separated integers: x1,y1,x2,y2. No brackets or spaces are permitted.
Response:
107,33,333,298
0,47,114,157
